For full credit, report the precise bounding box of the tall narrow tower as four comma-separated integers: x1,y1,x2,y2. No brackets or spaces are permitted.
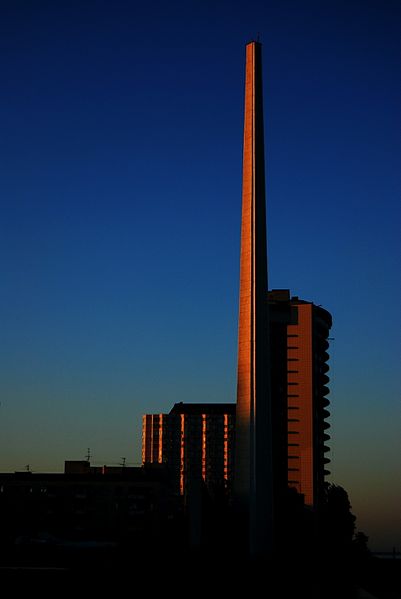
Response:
234,41,273,554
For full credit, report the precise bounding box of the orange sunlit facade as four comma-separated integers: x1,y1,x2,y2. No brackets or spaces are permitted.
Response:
269,290,332,508
286,297,331,507
142,414,165,464
142,403,235,496
287,303,314,505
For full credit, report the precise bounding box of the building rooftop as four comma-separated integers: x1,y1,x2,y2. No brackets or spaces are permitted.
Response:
169,402,235,415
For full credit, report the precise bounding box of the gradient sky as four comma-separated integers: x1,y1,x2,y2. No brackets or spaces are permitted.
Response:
1,0,400,551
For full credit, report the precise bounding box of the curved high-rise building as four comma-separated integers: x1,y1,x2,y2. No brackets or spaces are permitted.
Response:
269,290,332,509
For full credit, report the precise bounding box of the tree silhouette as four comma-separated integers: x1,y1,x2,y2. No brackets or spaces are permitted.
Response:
320,483,356,554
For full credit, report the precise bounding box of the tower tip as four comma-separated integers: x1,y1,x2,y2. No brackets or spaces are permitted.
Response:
246,36,262,47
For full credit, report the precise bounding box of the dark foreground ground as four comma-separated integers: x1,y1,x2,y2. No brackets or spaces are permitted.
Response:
1,545,400,598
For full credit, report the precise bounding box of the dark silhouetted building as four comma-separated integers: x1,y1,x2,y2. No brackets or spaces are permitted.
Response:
0,462,181,559
142,403,235,496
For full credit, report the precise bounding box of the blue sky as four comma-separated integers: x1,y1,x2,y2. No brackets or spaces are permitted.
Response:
0,1,400,551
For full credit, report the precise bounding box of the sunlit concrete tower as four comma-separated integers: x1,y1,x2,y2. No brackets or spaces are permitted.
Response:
234,41,273,554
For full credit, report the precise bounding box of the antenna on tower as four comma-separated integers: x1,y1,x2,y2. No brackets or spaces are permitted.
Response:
120,457,126,468
85,448,91,462
25,464,31,472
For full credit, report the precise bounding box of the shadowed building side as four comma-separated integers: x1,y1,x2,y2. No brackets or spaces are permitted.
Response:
234,41,273,555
